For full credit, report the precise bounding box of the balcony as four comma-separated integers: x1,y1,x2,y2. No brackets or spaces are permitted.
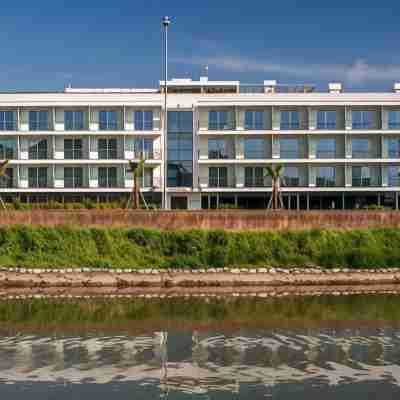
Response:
316,177,337,187
352,177,380,187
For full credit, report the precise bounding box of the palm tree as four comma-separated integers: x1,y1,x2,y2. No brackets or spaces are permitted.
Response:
127,155,146,209
264,165,284,209
0,160,10,209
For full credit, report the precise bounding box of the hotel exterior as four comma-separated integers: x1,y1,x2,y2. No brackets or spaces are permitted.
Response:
1,78,400,210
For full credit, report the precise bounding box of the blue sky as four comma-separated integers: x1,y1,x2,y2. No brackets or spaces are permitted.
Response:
1,0,400,90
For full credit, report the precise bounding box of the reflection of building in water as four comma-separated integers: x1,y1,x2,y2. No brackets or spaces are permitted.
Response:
0,329,400,394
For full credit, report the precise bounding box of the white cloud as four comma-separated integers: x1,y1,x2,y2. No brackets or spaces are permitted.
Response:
173,56,400,84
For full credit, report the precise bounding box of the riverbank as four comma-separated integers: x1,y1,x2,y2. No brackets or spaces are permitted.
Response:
1,267,400,289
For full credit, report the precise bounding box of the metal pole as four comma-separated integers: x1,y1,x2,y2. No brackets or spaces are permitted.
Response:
162,16,170,209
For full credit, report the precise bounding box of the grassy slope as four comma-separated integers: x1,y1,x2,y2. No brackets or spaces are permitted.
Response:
0,226,399,269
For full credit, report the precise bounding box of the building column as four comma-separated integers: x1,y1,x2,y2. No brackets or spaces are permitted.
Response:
396,192,399,210
306,193,310,210
297,193,300,211
342,192,345,210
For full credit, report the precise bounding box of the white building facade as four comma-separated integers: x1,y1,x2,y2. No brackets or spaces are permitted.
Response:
1,78,400,209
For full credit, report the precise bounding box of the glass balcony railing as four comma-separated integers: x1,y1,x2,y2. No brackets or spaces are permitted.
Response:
208,150,233,159
244,177,266,187
282,177,300,187
316,177,336,187
208,178,228,188
352,177,380,187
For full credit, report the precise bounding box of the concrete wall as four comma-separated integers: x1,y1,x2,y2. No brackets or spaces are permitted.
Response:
1,210,400,230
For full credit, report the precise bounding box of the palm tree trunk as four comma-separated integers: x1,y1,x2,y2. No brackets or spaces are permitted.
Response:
273,179,278,209
133,175,140,209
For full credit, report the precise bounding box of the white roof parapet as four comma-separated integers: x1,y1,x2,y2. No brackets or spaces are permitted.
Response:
394,83,400,93
159,79,240,87
328,83,343,93
64,88,159,93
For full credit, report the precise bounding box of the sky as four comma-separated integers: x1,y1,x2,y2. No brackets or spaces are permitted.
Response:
0,0,400,91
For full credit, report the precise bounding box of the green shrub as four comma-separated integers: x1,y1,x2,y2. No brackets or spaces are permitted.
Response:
0,226,398,269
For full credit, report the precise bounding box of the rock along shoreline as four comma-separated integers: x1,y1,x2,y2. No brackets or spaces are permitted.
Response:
1,267,400,289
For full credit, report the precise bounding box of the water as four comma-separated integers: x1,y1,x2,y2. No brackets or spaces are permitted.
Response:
0,295,400,398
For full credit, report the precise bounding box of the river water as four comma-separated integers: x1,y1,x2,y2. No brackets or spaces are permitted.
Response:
0,295,400,398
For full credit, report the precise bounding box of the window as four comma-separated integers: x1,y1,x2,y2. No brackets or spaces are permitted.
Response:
316,166,336,187
244,167,265,187
317,111,337,129
65,111,85,130
352,111,375,129
208,110,235,130
388,138,400,158
98,167,118,187
280,111,300,130
280,138,300,158
29,111,49,131
28,139,47,159
98,138,118,159
388,111,400,129
352,166,372,187
126,167,153,187
99,111,121,130
209,167,228,187
0,139,16,159
167,111,193,187
64,167,83,188
0,168,13,188
28,167,47,188
208,139,230,159
64,138,82,160
352,138,373,158
135,110,153,130
388,166,400,186
245,111,265,130
244,138,267,159
134,138,153,159
0,111,17,131
282,166,300,187
316,138,336,158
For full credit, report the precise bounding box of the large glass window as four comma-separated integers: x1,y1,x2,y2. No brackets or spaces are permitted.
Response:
98,138,118,159
352,111,375,129
316,138,336,158
98,167,118,188
65,111,85,130
64,138,82,160
280,111,300,130
352,166,373,187
208,139,231,159
388,166,400,186
280,138,301,158
126,167,153,187
316,166,336,187
388,111,400,129
0,111,17,131
134,138,153,158
0,139,17,159
244,167,264,187
245,110,265,130
167,111,193,187
28,167,47,188
208,110,235,130
209,167,228,187
64,167,83,188
0,168,13,188
388,138,400,158
135,110,153,131
28,139,47,159
352,138,373,158
99,111,121,130
29,111,49,131
317,111,337,129
282,166,300,187
244,138,267,159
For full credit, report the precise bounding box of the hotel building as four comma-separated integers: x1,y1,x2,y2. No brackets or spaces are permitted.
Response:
1,78,400,209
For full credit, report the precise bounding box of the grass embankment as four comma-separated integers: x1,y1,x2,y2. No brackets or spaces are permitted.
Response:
0,226,400,269
0,295,399,331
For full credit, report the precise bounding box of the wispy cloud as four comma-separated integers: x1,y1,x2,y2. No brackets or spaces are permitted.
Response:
173,56,400,84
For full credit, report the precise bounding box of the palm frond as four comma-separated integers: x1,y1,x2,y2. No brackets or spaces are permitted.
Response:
275,164,284,176
0,160,9,177
263,166,275,178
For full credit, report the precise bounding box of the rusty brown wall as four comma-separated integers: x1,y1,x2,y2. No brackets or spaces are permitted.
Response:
0,210,400,230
